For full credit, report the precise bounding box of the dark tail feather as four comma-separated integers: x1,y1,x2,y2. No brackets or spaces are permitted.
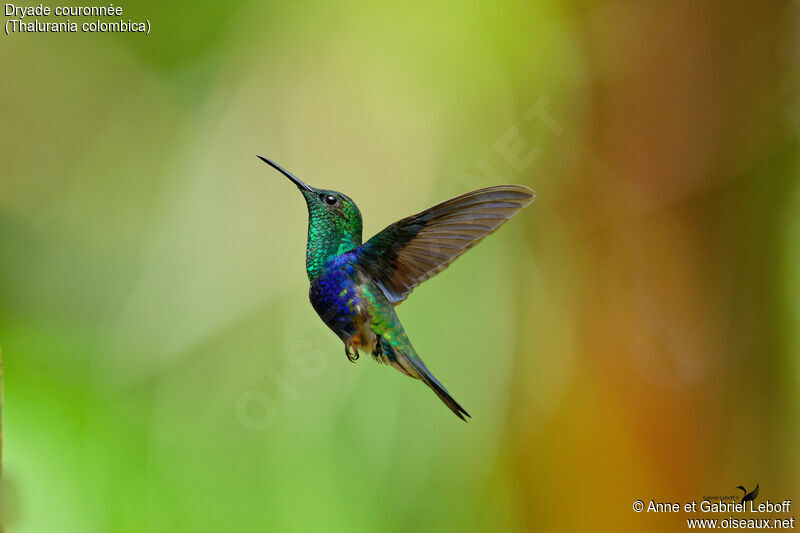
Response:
402,353,471,421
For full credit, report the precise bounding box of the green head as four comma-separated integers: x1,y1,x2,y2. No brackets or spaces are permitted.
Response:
258,156,363,280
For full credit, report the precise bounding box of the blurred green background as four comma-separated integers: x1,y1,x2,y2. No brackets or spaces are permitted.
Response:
1,1,799,531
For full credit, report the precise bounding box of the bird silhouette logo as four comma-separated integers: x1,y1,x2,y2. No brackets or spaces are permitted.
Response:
737,483,759,504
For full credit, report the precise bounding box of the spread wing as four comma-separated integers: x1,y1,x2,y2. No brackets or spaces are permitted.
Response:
357,185,534,304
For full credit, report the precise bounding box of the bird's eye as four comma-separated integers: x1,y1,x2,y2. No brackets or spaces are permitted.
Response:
323,195,338,206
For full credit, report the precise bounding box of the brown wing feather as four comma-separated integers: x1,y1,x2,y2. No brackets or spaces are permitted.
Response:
357,185,535,304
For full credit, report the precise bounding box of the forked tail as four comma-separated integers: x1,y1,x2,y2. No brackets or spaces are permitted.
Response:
380,338,470,421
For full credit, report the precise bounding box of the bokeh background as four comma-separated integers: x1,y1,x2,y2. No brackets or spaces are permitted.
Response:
2,1,799,531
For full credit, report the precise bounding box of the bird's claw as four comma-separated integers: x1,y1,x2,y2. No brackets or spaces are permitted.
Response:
345,343,359,362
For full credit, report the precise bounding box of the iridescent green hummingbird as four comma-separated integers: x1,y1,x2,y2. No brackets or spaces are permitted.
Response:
259,155,534,420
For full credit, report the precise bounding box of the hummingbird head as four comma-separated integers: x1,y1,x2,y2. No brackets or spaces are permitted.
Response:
258,155,363,278
297,186,363,239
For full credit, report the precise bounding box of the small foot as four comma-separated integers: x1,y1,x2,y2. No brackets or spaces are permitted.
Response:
345,342,359,362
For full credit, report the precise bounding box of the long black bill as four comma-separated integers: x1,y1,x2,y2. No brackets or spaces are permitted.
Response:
257,155,314,192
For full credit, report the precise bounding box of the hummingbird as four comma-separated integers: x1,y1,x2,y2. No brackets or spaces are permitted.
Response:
259,155,534,420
